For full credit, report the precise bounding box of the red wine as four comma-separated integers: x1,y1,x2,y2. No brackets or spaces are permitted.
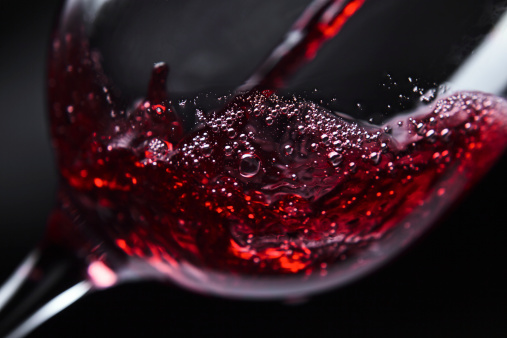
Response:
47,1,507,294
239,0,366,91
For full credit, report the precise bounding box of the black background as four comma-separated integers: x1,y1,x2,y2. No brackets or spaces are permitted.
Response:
0,0,506,337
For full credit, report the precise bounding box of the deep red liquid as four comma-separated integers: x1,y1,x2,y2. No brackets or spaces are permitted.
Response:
47,1,507,292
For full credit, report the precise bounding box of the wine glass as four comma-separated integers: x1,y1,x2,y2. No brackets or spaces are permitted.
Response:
1,0,507,337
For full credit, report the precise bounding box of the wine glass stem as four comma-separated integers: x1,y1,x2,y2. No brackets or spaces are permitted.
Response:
0,243,93,338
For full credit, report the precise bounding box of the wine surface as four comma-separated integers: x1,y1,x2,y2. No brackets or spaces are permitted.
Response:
47,1,507,294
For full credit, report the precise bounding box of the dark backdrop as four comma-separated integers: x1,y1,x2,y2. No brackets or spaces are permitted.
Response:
0,1,506,337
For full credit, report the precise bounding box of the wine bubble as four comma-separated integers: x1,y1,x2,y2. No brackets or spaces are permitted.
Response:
239,154,261,178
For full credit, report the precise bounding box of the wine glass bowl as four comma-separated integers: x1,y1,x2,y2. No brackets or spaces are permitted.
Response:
1,0,507,336
47,0,507,297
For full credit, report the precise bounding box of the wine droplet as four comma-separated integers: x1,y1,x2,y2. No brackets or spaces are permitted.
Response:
328,151,343,167
284,144,294,156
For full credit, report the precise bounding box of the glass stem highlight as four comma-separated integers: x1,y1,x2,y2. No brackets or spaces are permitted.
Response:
0,243,93,338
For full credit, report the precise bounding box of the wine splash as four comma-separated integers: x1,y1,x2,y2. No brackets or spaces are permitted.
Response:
2,1,507,337
47,1,507,291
